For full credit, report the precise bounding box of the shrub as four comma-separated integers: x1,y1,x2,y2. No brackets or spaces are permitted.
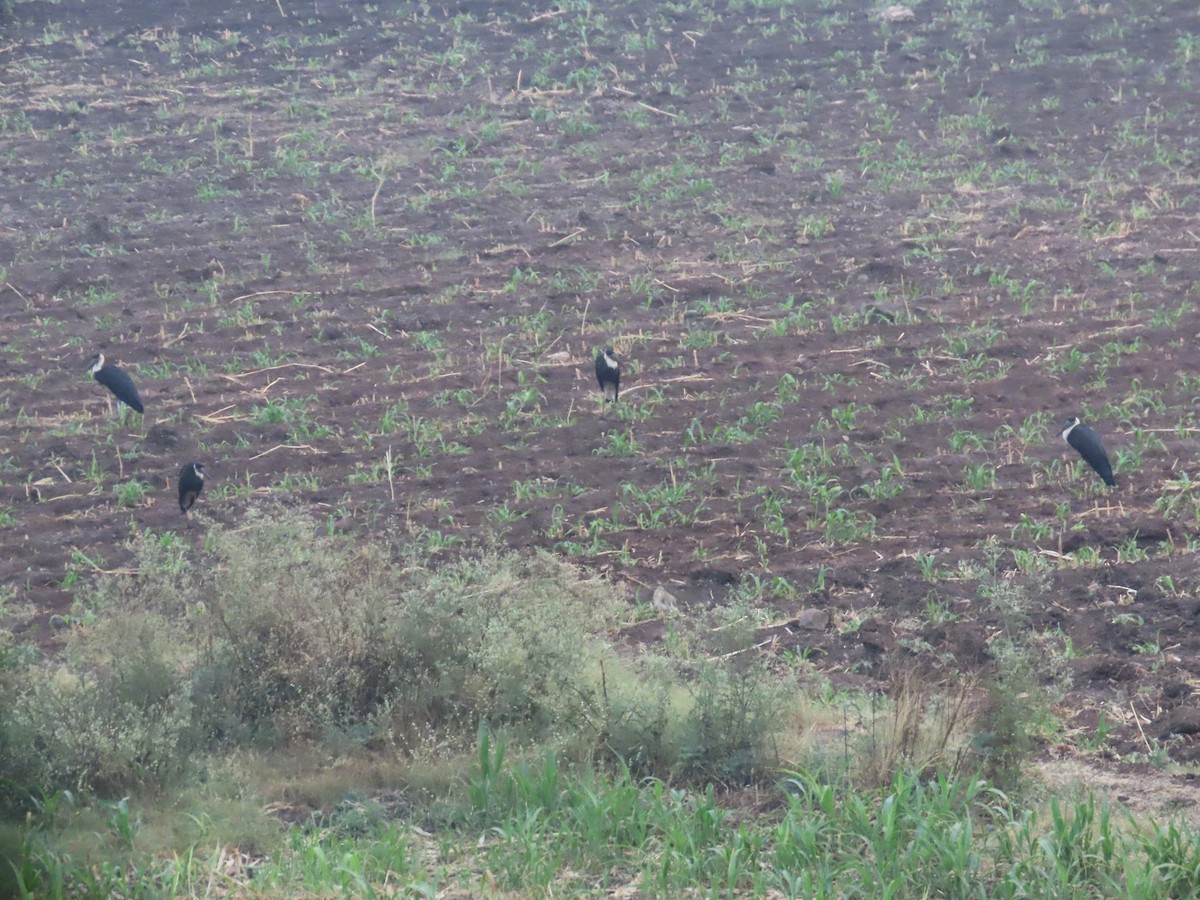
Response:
0,598,200,799
196,509,622,746
0,509,631,800
607,599,799,785
972,544,1071,794
0,507,806,802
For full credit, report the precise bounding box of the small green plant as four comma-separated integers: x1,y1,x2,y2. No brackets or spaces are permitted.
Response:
914,552,940,581
963,463,997,491
830,403,860,430
112,479,151,507
596,429,639,457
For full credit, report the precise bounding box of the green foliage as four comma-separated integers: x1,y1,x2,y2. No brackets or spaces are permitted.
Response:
208,508,621,746
9,753,1200,898
971,544,1071,794
582,591,800,786
2,541,204,798
8,0,1200,891
111,479,151,508
11,752,1200,897
671,608,795,784
0,510,804,805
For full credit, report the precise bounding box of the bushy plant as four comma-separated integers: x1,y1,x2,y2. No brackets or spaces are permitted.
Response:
0,508,810,803
0,510,626,800
194,509,622,746
676,649,792,784
602,599,799,785
3,645,198,796
677,604,798,784
972,545,1071,794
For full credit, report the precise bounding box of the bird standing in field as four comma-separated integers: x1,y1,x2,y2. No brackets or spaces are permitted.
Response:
178,462,205,516
1062,416,1115,487
595,347,620,404
89,352,144,414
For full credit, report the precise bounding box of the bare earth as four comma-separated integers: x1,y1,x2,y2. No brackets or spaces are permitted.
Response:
3,0,1200,812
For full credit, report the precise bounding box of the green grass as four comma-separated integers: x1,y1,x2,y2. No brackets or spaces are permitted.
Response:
10,748,1200,899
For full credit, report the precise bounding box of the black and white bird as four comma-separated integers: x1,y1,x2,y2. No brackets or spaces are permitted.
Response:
1062,416,1115,487
178,462,205,516
89,353,144,414
595,347,620,404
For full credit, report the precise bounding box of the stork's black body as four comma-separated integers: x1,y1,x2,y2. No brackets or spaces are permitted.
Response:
178,462,205,515
1062,417,1115,487
595,348,620,403
89,353,144,414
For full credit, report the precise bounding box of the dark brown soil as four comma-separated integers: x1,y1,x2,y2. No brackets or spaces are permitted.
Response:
3,0,1200,790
